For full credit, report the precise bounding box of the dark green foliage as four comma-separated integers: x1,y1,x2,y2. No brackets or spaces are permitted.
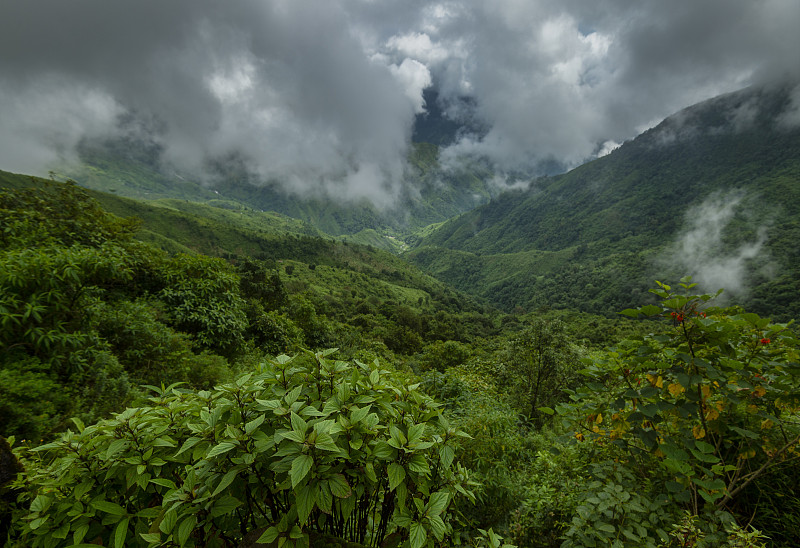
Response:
0,436,24,544
409,83,800,319
556,279,799,546
500,319,581,424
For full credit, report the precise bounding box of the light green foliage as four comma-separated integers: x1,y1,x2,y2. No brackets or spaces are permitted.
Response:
11,351,477,547
157,253,248,356
561,460,674,548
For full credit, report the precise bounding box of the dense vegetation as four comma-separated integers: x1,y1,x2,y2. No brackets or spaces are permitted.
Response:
2,81,800,547
1,176,799,547
408,82,800,320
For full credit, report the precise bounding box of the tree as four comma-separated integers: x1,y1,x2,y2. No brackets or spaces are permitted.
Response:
503,319,580,423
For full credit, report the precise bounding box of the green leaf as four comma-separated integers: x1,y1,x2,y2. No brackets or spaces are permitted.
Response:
291,454,313,488
427,491,450,517
291,411,308,435
407,454,430,475
729,425,760,439
692,477,726,491
140,532,161,543
409,521,427,548
639,305,663,316
313,432,341,453
91,500,127,516
328,473,352,498
350,405,371,423
159,508,177,535
150,478,177,490
206,441,237,459
177,516,196,546
659,443,689,461
113,517,129,548
212,468,240,497
210,494,242,518
71,416,85,433
256,527,280,544
373,441,395,459
245,414,266,435
388,463,406,491
297,484,317,525
317,484,333,513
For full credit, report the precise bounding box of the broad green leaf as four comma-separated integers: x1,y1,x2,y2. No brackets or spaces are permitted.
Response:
373,441,395,459
427,491,449,517
291,411,308,434
245,414,266,435
113,517,129,548
428,515,447,541
73,523,90,545
159,509,177,535
388,463,406,491
313,432,341,453
212,468,240,497
256,527,280,544
689,448,720,464
177,516,196,546
297,483,317,525
91,500,127,516
729,425,760,439
407,454,430,475
659,443,689,461
291,454,313,488
409,522,427,548
317,484,333,513
174,436,201,457
140,532,161,543
210,494,242,518
328,474,352,498
206,441,237,459
639,305,663,316
350,405,371,423
407,423,425,443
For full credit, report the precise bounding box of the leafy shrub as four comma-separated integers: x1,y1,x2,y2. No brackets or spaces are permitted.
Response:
556,278,800,542
10,351,477,547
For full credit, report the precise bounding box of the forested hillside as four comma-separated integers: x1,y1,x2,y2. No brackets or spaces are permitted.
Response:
68,140,496,243
2,83,800,548
408,82,800,319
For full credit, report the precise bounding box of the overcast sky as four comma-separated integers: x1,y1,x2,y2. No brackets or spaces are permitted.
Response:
1,0,798,204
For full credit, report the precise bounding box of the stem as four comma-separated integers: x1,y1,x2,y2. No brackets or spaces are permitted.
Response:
718,432,800,507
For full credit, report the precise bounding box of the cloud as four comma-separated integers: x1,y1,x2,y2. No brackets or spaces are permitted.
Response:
0,0,426,206
1,0,798,204
663,192,771,297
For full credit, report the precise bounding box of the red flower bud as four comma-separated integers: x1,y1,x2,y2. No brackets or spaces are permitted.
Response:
760,338,771,345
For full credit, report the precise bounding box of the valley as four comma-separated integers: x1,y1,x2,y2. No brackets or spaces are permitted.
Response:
2,81,800,547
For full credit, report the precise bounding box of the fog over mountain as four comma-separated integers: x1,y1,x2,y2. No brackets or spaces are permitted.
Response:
1,0,799,205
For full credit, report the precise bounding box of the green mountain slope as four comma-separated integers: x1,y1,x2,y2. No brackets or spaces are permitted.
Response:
408,81,800,318
65,141,495,243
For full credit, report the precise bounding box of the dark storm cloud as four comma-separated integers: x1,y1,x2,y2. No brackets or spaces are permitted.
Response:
0,0,428,205
1,0,798,201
